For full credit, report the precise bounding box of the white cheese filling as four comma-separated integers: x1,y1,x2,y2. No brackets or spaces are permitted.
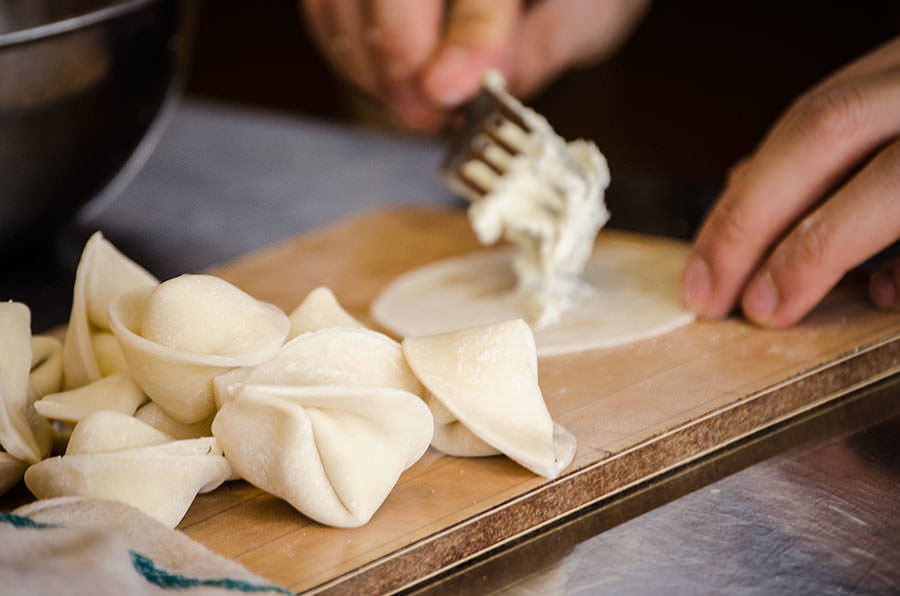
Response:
461,74,611,327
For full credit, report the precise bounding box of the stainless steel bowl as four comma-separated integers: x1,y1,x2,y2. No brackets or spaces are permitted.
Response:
0,0,180,251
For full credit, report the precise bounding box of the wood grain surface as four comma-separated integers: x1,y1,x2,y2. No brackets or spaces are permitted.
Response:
180,206,900,594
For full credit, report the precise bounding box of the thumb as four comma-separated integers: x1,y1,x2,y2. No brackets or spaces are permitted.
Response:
421,0,521,107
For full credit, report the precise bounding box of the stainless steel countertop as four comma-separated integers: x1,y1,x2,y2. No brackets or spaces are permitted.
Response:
419,378,900,595
3,98,897,594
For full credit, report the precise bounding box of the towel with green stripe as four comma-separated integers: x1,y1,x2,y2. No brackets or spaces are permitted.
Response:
0,497,292,595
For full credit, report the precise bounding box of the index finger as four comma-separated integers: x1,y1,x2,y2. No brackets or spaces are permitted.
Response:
682,69,900,319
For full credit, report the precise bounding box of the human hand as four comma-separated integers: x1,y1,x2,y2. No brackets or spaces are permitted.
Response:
681,36,900,327
300,0,650,131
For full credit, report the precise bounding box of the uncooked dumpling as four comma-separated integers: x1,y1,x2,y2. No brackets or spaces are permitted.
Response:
65,410,174,454
134,401,214,440
25,411,230,528
403,319,575,479
373,233,695,357
212,384,433,527
62,232,158,389
287,286,364,339
0,302,52,464
109,274,290,424
423,391,499,457
139,274,287,358
34,372,147,424
213,327,423,408
91,331,129,377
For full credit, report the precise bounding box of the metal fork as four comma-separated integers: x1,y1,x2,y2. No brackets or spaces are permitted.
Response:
439,74,536,201
439,73,588,204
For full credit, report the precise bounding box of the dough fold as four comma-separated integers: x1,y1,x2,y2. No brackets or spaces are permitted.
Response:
0,302,53,464
29,335,63,398
62,231,158,389
212,384,433,527
25,411,230,528
214,327,423,408
34,372,147,424
110,274,290,423
287,286,364,339
134,401,214,440
403,319,575,479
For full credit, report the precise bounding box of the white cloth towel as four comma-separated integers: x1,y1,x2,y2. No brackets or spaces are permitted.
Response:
1,497,291,596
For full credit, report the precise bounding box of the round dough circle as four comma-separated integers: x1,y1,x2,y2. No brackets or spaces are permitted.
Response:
372,232,695,357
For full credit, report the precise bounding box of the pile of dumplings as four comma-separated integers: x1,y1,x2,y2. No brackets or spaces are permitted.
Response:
0,232,576,529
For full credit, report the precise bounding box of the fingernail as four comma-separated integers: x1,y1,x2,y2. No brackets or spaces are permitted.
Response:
425,45,470,106
744,270,779,322
682,256,711,311
870,270,896,308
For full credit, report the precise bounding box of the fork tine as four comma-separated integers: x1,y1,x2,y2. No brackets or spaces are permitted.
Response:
455,172,490,197
495,98,531,133
480,124,520,157
440,72,544,199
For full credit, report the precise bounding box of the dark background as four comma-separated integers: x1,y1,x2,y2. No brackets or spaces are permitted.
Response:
184,1,900,184
4,1,899,333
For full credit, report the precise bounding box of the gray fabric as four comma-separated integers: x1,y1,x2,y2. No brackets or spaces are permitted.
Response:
70,99,459,279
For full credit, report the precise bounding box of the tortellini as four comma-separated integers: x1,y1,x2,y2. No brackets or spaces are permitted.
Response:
211,326,431,526
25,411,231,528
287,286,364,339
134,401,214,440
214,327,423,407
34,372,147,424
403,319,576,479
5,230,579,530
212,384,433,528
62,232,158,389
110,274,290,424
0,302,53,465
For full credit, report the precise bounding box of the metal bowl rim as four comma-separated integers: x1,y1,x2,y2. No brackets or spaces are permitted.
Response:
0,0,163,48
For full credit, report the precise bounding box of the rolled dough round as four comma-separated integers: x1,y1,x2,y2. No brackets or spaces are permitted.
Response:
371,232,695,357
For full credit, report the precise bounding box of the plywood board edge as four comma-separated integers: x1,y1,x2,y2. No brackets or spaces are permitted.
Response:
302,334,900,595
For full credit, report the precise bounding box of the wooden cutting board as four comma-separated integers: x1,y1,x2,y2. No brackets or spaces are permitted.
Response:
181,206,900,594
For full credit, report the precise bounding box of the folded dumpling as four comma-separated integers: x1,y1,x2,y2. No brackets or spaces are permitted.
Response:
422,391,500,457
34,372,147,424
65,409,175,453
134,401,214,440
25,411,230,528
91,331,130,377
0,302,53,464
214,327,423,408
212,384,433,527
402,319,576,479
110,274,290,423
287,286,364,339
62,232,159,389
